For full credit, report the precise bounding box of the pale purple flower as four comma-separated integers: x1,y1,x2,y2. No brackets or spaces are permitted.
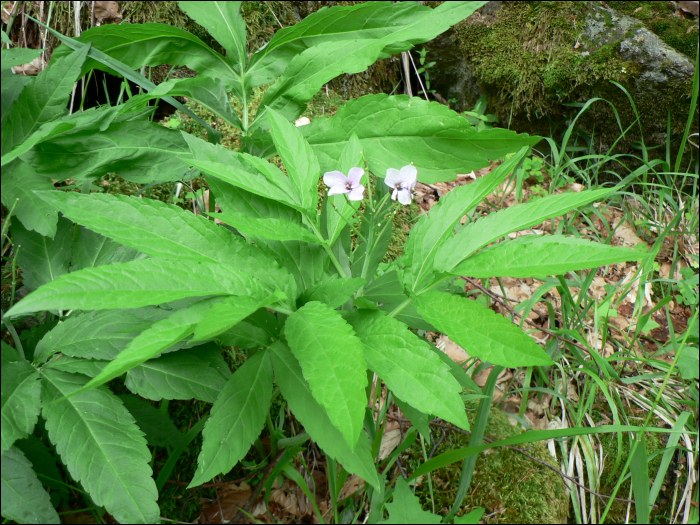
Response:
323,167,365,201
385,165,417,205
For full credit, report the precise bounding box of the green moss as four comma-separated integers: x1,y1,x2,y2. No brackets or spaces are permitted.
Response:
449,1,696,180
403,406,569,524
608,1,698,57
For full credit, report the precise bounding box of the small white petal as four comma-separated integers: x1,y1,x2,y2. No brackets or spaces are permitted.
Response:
400,165,418,187
323,170,348,188
391,188,399,201
385,168,402,189
328,185,350,196
347,167,365,185
397,189,413,205
348,184,365,201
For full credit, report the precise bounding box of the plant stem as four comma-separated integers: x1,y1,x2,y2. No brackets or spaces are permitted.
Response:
268,305,294,316
306,218,351,278
388,296,414,318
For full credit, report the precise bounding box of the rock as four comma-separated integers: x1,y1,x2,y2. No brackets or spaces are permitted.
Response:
423,1,697,172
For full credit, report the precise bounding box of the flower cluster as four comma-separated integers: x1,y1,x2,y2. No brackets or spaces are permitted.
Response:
323,165,417,205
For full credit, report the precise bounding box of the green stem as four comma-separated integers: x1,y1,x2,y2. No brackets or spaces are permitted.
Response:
329,199,366,242
268,305,294,316
388,296,414,318
306,218,350,278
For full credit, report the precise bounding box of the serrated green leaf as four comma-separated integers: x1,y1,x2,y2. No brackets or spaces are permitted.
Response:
269,341,380,489
50,23,241,91
215,212,321,243
25,120,191,184
257,240,330,295
1,446,60,524
179,1,246,75
81,297,234,394
69,226,120,272
192,295,277,343
6,258,265,317
189,350,273,487
437,188,614,273
125,347,229,403
1,47,42,72
393,397,431,441
401,148,528,291
362,269,407,305
14,434,69,504
188,157,302,210
453,235,644,278
41,369,158,523
120,75,242,129
219,309,282,349
36,190,291,297
386,477,441,524
1,160,57,238
2,45,87,155
302,95,539,183
11,216,73,291
1,361,41,453
267,108,320,211
348,310,469,431
252,39,387,129
248,1,486,87
207,174,301,224
299,277,365,309
1,342,21,366
285,302,367,449
43,355,109,377
416,291,553,367
118,394,185,449
34,310,155,364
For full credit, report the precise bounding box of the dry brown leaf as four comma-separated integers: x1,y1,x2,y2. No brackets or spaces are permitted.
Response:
93,1,122,24
200,482,253,524
435,334,469,363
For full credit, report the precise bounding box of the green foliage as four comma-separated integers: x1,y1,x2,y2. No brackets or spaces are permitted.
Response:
1,1,651,522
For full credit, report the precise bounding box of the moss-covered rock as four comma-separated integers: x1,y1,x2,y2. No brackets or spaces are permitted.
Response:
403,406,569,524
424,1,697,175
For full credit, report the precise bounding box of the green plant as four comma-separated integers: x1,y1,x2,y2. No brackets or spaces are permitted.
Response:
462,95,499,131
2,2,683,524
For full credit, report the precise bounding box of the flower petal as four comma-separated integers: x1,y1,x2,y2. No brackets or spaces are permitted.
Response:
400,165,418,187
385,168,402,189
323,170,348,189
397,189,413,205
391,188,399,201
348,184,365,201
347,167,365,186
328,185,350,196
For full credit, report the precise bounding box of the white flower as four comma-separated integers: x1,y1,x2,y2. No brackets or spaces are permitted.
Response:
385,165,417,205
323,167,365,201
